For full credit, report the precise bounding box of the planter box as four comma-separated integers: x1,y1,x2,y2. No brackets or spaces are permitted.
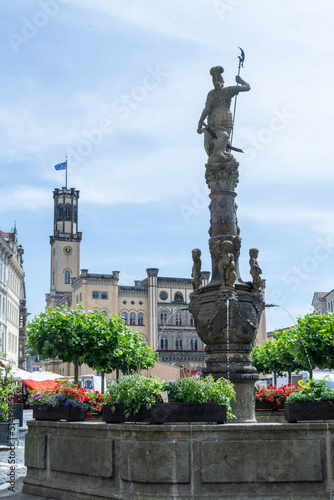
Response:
256,400,284,411
33,405,87,421
284,400,334,422
0,420,19,445
102,402,227,424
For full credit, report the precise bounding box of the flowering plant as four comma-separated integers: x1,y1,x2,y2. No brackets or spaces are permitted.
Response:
28,385,105,418
0,355,19,421
286,378,334,403
255,383,300,407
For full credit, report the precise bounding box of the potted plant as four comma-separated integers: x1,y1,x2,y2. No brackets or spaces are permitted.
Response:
285,378,334,422
102,374,236,424
0,356,20,444
29,385,105,421
255,383,300,411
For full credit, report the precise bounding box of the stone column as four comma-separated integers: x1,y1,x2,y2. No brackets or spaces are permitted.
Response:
189,154,264,422
146,268,159,350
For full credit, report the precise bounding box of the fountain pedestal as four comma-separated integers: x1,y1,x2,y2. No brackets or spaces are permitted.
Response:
189,153,264,422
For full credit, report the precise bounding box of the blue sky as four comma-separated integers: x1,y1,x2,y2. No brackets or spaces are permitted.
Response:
1,0,334,332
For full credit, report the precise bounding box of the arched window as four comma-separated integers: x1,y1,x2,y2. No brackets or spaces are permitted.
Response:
175,313,182,326
101,310,108,317
65,204,72,221
190,337,198,350
174,292,184,303
65,270,70,284
138,313,144,326
160,311,167,325
190,314,194,327
175,337,183,350
121,312,128,325
129,312,136,326
160,337,168,350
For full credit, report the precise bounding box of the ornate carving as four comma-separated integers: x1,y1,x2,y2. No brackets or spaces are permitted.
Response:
249,248,262,290
191,249,202,291
205,159,239,192
211,240,236,288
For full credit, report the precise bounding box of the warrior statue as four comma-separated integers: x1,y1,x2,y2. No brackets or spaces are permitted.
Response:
197,66,250,161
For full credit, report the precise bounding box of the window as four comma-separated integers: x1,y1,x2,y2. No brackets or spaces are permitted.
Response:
160,337,168,350
190,337,198,350
160,311,167,325
65,271,70,284
92,291,99,299
175,313,182,326
175,337,183,350
174,292,184,303
121,312,128,325
101,310,108,317
138,313,144,326
190,314,194,327
129,313,136,326
101,292,108,300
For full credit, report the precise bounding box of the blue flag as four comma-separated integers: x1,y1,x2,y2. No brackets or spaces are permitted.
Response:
54,161,67,171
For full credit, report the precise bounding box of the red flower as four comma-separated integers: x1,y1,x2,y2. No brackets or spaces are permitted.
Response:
87,412,93,418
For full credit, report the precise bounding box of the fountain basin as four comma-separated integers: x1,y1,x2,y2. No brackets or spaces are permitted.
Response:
23,420,334,499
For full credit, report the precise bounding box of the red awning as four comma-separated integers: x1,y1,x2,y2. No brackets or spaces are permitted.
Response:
22,380,59,391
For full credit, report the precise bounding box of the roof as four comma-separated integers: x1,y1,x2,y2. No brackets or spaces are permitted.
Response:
0,230,15,241
314,292,328,300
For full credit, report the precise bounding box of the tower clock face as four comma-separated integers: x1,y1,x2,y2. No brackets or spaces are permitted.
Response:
63,245,73,256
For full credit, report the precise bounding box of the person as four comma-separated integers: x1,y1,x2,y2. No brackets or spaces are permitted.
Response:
197,66,250,159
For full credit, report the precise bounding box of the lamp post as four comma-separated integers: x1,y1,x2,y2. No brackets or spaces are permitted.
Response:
157,307,189,351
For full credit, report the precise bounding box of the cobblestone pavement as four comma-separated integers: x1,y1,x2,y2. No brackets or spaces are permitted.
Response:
0,410,33,487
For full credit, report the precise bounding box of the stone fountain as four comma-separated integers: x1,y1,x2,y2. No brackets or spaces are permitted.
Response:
189,65,264,422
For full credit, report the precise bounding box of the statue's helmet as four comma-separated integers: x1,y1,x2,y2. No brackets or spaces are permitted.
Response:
210,66,224,89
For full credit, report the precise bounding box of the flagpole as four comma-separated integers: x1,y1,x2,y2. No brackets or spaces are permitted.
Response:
230,47,245,145
65,153,68,189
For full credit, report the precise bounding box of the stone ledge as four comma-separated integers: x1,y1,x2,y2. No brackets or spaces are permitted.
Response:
23,421,334,499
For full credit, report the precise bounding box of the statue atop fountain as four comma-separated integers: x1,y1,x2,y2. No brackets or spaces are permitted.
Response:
189,65,264,422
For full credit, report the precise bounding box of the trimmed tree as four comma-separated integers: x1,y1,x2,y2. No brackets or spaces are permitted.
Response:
82,314,158,391
289,312,334,377
26,307,94,384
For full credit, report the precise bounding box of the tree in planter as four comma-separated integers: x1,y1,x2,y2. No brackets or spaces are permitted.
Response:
26,307,98,384
82,314,158,391
289,312,334,377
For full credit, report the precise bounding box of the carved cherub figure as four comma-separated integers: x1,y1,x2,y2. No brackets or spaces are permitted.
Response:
249,248,262,290
212,240,236,287
191,248,202,291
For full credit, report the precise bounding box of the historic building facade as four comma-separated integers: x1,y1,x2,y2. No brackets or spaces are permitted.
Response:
0,229,26,368
312,291,334,314
45,186,267,377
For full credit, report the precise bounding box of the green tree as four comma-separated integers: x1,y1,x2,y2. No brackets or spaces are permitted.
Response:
26,307,95,384
289,312,334,377
26,307,158,388
82,314,158,391
251,330,303,384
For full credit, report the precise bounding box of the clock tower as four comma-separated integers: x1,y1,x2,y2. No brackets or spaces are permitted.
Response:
47,187,82,308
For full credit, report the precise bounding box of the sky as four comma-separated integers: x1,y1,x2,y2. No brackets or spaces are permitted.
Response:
1,0,334,333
